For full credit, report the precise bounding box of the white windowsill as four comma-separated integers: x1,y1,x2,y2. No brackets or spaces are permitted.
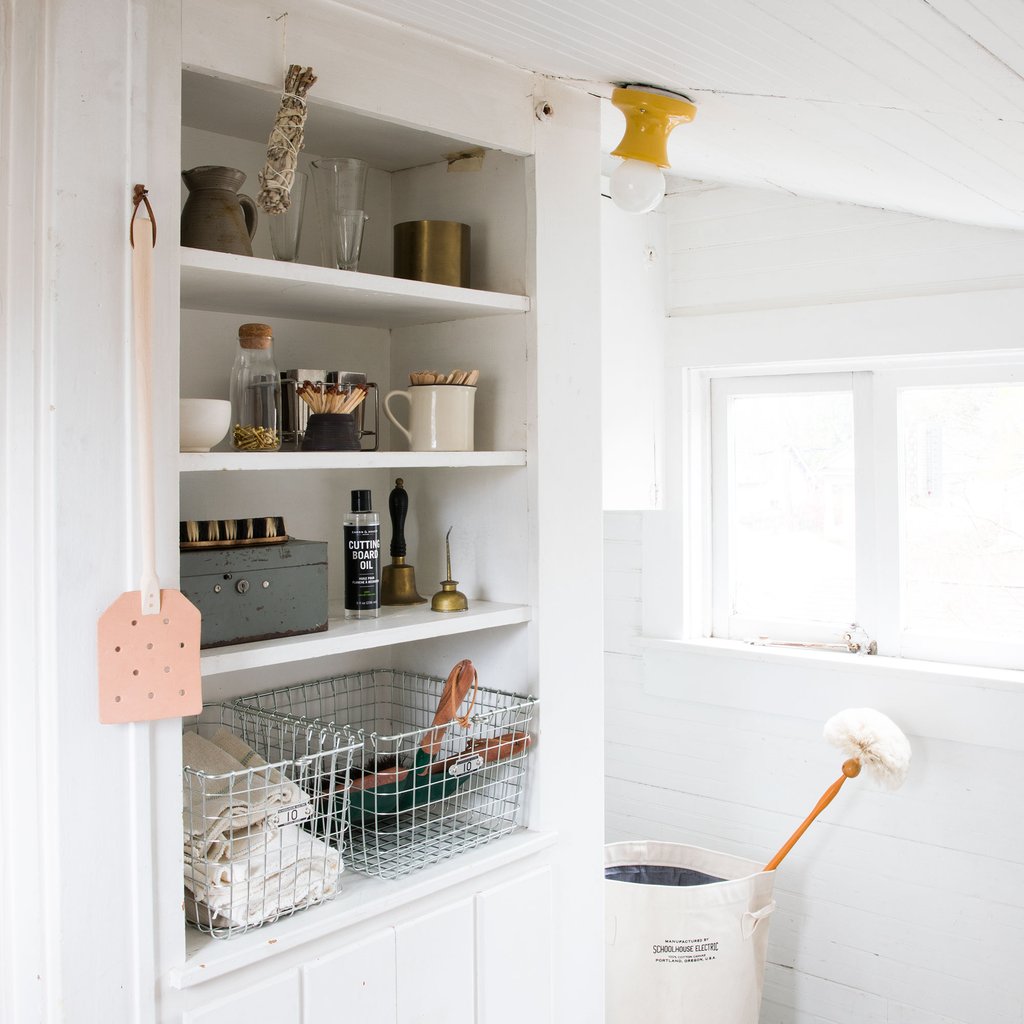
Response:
634,635,1024,693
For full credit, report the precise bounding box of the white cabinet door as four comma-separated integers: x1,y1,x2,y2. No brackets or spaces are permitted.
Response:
183,971,299,1024
302,929,397,1023
475,867,553,1024
396,900,475,1024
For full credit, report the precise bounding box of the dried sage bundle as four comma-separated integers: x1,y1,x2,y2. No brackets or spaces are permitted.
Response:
257,64,318,214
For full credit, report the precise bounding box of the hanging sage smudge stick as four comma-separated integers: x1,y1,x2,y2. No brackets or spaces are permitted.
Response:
256,64,318,214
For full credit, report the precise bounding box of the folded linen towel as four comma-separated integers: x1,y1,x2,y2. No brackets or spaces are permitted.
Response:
183,728,305,807
184,824,301,891
184,831,341,930
183,882,335,933
208,726,304,805
182,729,310,862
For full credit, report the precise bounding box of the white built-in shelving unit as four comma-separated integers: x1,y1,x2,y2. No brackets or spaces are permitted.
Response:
178,67,536,680
174,49,543,988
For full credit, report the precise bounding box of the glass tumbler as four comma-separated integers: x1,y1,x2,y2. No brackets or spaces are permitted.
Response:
331,209,368,271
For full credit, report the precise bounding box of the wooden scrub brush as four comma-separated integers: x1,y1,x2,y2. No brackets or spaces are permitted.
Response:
764,707,911,871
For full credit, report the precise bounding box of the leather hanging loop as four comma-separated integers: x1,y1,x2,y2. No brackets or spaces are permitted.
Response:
130,184,157,248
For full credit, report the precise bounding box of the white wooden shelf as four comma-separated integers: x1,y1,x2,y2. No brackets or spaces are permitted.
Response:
180,247,531,327
180,450,527,472
199,600,532,677
171,829,557,989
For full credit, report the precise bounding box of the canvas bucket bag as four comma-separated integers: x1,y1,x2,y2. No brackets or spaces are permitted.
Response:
605,841,776,1024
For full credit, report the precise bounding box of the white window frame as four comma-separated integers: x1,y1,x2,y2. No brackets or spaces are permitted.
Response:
698,360,1024,671
637,291,1024,735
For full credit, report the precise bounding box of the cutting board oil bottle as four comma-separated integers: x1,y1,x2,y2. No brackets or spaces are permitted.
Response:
344,489,381,618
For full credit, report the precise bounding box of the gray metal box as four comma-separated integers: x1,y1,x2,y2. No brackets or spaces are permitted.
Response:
180,539,328,649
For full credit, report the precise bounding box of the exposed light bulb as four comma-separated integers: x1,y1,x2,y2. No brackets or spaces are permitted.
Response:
609,159,666,214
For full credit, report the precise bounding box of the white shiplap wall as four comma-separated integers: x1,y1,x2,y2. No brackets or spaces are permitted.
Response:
604,186,1024,1023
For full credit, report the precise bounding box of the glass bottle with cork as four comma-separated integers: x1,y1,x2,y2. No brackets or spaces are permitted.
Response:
230,322,282,451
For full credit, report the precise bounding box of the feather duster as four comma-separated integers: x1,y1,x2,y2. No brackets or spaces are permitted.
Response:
764,707,911,871
823,707,911,790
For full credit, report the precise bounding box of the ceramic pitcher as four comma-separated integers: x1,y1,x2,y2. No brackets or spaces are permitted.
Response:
181,165,258,256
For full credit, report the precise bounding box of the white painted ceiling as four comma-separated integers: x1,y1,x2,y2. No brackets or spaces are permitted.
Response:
335,0,1024,231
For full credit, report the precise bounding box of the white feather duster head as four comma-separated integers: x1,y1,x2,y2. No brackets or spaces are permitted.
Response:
823,708,911,790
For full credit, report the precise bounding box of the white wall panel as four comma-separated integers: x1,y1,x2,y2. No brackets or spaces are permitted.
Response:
528,77,605,1024
601,198,667,510
302,930,397,1022
475,868,553,1024
184,971,299,1024
395,902,474,1024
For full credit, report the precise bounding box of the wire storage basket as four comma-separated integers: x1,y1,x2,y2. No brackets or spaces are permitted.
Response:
182,702,361,938
231,668,538,880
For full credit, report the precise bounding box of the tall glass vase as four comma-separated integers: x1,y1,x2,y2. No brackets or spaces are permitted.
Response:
310,158,369,270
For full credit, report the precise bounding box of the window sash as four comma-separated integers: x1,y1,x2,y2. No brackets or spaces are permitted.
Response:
875,365,1024,669
710,373,855,644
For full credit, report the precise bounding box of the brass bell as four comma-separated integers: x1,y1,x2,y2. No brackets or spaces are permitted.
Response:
383,555,426,605
381,479,426,606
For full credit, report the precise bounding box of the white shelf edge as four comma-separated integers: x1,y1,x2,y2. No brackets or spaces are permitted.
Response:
180,247,530,327
169,829,557,989
180,450,527,472
199,600,532,676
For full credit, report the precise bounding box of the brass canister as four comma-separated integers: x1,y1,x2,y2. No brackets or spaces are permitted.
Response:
393,220,470,288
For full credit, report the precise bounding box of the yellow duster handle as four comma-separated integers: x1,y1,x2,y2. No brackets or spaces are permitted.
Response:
763,758,861,872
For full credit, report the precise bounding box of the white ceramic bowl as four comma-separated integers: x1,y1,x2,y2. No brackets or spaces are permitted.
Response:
179,399,231,452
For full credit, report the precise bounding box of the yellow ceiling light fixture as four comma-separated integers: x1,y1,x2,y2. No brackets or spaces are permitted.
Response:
609,85,697,214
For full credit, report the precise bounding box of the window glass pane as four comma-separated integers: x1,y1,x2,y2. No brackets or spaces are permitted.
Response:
901,383,1024,639
728,390,855,623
